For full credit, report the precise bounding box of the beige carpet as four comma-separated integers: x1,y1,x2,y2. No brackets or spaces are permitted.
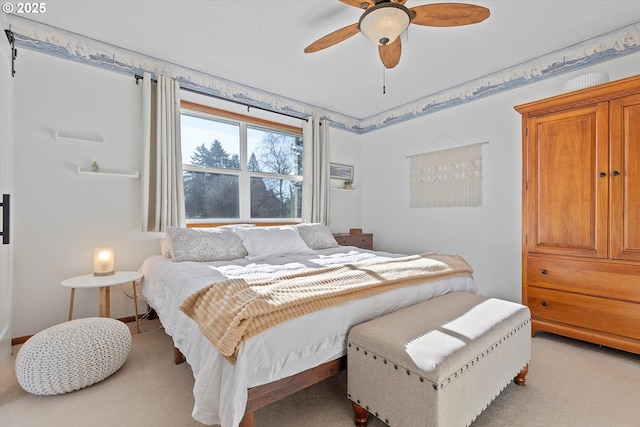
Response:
1,319,639,427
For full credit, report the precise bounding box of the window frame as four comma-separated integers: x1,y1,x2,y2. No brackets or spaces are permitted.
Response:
180,101,304,225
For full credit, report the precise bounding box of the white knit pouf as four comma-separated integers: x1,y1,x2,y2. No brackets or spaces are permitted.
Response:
15,317,131,395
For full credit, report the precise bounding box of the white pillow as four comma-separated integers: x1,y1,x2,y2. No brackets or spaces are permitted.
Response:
165,227,248,262
296,223,339,250
217,224,256,230
236,227,316,260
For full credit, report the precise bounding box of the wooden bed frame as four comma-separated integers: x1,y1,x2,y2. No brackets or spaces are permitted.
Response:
174,223,479,426
173,347,347,427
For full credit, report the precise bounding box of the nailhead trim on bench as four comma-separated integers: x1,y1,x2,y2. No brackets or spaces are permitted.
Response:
348,318,531,391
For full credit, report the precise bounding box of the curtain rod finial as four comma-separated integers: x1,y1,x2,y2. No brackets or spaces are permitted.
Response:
5,29,14,44
5,29,16,77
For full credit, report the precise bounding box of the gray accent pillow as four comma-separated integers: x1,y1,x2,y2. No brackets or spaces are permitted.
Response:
165,227,247,262
296,223,339,250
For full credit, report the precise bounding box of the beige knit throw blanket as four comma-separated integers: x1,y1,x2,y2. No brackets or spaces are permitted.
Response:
180,252,473,363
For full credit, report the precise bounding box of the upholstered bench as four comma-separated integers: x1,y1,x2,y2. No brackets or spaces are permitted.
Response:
15,317,131,395
347,292,531,427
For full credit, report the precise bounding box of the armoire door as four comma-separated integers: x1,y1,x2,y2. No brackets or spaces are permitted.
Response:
610,93,640,261
525,102,609,258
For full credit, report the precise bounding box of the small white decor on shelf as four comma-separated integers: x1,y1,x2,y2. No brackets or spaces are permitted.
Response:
15,317,131,395
562,72,609,93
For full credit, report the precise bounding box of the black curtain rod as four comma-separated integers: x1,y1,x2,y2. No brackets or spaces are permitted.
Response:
134,74,308,122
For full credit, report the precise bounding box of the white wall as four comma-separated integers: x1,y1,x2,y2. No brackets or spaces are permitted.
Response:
328,127,362,234
12,50,159,337
359,53,640,303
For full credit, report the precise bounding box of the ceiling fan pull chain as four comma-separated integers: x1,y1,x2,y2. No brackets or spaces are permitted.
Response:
383,66,386,95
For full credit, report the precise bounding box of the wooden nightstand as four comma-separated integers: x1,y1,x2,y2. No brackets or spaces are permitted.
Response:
333,233,373,250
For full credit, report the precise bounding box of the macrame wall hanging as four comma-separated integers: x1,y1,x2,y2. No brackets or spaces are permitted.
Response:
408,138,488,208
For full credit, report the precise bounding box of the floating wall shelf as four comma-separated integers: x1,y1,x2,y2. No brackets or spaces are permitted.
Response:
55,131,104,144
77,166,139,179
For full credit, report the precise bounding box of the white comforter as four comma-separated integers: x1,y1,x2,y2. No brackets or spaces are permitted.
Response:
139,247,478,427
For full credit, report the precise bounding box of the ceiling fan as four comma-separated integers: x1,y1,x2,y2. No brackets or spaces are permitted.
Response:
304,0,490,69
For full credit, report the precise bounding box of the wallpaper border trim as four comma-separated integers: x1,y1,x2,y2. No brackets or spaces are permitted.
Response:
5,15,640,134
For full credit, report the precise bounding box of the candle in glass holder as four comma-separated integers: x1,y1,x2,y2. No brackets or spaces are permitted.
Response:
94,247,115,276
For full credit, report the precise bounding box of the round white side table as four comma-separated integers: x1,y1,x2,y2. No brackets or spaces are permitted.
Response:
61,271,143,333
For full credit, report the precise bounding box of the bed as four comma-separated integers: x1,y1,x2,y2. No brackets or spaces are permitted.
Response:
139,224,478,427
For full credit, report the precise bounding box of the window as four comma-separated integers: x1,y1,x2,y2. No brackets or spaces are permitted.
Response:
180,102,304,222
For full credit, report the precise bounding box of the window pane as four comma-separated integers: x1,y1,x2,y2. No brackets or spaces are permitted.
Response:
247,127,303,175
184,171,239,219
251,177,302,219
181,114,240,170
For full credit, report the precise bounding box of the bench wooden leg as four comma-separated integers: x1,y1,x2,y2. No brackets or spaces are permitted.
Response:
352,401,369,427
514,364,528,386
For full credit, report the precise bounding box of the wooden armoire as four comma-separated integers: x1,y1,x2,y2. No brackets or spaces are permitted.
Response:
515,74,640,354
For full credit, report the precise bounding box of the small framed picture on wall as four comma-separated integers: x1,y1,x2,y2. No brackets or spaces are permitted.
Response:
330,163,354,181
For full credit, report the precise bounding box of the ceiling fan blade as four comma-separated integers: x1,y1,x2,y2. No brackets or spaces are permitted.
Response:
391,0,408,4
410,3,490,27
378,37,402,69
304,23,361,53
339,0,373,9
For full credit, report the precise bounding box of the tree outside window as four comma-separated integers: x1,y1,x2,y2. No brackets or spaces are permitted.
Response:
181,110,303,221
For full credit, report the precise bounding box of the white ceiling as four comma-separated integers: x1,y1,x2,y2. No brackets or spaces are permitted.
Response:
15,0,640,120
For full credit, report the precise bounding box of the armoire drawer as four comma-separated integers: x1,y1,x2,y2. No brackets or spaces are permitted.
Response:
528,287,640,341
527,255,640,302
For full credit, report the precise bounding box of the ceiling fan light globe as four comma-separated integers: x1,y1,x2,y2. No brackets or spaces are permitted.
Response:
359,2,411,46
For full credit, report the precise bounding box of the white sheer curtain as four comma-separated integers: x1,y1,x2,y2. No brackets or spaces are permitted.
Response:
141,72,186,232
302,116,330,224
